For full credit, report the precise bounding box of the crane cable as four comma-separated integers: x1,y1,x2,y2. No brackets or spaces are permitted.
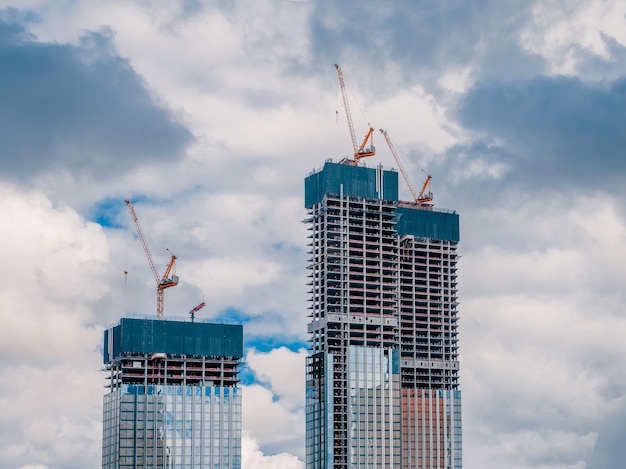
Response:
347,83,372,130
335,82,374,130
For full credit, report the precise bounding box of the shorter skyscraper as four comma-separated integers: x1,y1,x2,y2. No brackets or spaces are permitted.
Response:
102,317,243,469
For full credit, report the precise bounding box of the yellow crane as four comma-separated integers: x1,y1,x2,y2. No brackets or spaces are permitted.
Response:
125,199,179,320
379,129,433,204
335,64,375,162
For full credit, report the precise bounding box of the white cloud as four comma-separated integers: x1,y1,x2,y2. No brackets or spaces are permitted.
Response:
0,184,109,469
242,434,304,469
468,429,597,469
450,150,509,183
438,66,474,94
520,0,626,75
242,347,307,459
246,347,308,409
0,185,110,362
242,384,305,459
461,194,626,468
372,85,458,155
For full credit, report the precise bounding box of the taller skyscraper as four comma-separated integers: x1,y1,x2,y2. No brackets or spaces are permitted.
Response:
102,317,243,469
304,161,461,468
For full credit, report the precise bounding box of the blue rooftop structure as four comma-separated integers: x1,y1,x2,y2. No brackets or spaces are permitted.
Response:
304,160,459,242
103,318,243,363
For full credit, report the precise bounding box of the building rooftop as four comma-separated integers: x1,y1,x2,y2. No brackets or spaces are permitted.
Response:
103,317,243,363
304,160,399,207
305,160,459,242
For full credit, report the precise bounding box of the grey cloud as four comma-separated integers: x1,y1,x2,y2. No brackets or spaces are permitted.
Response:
588,404,626,469
307,0,541,92
453,76,626,194
306,0,626,104
576,33,626,82
0,15,193,183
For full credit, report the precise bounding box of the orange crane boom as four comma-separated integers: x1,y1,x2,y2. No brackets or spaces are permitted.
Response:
335,64,375,162
417,174,433,203
189,302,206,322
357,127,375,159
379,129,433,204
125,199,179,320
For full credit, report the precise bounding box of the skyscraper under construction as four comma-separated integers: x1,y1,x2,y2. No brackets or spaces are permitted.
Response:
304,161,462,468
102,317,243,469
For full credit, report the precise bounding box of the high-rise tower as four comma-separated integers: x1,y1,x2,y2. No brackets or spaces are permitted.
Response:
304,161,461,469
102,317,243,469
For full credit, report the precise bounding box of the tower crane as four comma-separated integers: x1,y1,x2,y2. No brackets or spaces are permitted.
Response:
379,129,433,204
125,199,179,320
335,64,375,163
189,302,206,322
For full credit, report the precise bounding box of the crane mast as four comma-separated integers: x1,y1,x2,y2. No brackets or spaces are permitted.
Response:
379,129,433,204
125,199,179,320
335,64,375,162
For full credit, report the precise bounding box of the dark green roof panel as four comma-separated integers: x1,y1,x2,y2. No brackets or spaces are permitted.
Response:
103,318,243,363
305,161,398,208
395,206,460,242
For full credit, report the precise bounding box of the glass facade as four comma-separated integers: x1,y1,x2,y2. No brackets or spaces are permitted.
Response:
306,353,326,469
345,346,401,468
400,389,462,469
103,384,242,469
306,347,401,469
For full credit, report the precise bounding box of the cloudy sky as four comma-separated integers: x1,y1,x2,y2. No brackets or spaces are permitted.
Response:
0,1,625,468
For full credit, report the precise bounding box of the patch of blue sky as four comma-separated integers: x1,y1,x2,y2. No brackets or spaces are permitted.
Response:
216,308,307,353
216,307,252,325
238,363,256,387
90,197,126,228
245,336,308,353
90,194,159,228
270,242,305,258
